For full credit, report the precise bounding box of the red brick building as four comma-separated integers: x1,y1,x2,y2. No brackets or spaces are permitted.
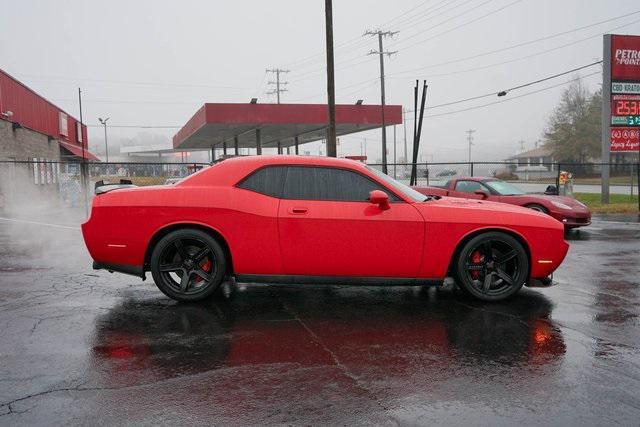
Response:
0,68,97,161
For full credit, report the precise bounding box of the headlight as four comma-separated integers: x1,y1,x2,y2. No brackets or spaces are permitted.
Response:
551,200,572,210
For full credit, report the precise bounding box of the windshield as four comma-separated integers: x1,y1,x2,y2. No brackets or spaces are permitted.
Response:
366,166,428,202
484,180,526,195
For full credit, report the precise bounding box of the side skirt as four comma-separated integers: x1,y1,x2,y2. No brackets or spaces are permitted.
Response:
235,274,443,287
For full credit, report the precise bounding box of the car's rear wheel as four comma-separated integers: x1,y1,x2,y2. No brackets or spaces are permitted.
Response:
454,232,528,302
150,229,226,302
526,204,548,214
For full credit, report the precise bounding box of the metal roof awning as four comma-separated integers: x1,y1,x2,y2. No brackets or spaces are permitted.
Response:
58,140,99,161
173,103,403,150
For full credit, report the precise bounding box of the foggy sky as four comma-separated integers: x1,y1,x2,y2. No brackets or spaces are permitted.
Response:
1,0,639,163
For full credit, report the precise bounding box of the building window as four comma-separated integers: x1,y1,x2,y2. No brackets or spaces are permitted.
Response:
59,112,68,137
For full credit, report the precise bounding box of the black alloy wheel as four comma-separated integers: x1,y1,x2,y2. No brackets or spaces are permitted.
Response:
455,232,528,302
150,229,226,302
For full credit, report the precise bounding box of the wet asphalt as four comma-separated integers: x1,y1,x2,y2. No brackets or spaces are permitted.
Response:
0,214,639,426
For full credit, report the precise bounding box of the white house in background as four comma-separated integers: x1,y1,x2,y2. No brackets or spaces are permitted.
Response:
504,146,557,180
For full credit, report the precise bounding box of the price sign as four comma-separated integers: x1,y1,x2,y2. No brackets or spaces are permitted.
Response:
611,127,640,152
611,115,640,125
612,99,640,116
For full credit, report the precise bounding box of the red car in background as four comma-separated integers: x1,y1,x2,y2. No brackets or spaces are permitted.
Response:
414,177,591,229
82,156,569,303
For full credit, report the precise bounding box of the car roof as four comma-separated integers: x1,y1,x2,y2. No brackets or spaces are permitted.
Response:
452,176,496,182
221,155,367,169
182,155,371,187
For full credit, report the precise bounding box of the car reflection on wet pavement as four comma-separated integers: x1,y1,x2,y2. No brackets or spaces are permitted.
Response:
0,216,638,425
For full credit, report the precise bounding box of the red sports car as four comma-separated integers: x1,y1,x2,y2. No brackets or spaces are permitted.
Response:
82,156,569,302
414,177,591,229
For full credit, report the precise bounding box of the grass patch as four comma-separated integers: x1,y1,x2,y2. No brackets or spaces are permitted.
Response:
574,192,639,214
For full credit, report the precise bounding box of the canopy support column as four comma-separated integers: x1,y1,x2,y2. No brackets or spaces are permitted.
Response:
277,141,282,154
223,140,227,157
256,128,262,155
295,136,299,155
234,136,239,155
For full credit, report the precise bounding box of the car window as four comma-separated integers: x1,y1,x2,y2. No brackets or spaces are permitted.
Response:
455,180,487,193
238,166,287,197
282,166,399,202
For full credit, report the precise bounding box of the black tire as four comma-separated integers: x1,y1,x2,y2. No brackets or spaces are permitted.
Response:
454,232,528,302
150,229,226,302
525,204,549,214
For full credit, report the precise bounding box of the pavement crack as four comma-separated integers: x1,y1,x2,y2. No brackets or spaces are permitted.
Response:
275,292,397,423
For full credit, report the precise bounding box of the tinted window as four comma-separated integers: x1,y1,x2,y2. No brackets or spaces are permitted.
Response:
455,180,487,193
238,166,287,197
283,166,398,201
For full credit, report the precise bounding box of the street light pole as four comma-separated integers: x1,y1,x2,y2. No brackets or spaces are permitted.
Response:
99,117,110,163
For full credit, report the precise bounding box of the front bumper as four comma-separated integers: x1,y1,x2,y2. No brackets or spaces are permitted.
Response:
550,211,591,228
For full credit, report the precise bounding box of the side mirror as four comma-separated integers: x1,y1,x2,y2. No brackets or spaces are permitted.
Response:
369,190,390,210
474,189,489,199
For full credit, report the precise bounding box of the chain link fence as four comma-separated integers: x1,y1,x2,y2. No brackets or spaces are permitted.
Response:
0,160,209,214
1,159,638,216
369,161,639,197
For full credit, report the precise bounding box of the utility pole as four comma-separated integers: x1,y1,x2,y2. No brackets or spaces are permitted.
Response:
403,108,408,163
324,0,337,157
518,140,525,152
466,129,475,175
99,117,110,162
365,29,398,174
266,68,289,103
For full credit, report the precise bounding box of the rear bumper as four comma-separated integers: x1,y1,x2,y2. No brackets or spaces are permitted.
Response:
93,261,146,279
527,275,556,288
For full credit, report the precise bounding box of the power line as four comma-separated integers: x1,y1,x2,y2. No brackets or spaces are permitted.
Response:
284,0,474,76
387,0,494,48
417,71,601,119
15,74,253,91
84,71,599,130
282,0,448,70
402,60,603,112
392,0,526,51
388,9,640,76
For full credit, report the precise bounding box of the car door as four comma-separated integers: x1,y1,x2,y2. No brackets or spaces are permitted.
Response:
450,180,494,200
277,166,424,278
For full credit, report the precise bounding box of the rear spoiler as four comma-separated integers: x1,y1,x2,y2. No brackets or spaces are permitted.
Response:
94,179,137,195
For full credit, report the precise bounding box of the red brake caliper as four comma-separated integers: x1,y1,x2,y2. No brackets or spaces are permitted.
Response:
470,250,482,279
194,259,212,283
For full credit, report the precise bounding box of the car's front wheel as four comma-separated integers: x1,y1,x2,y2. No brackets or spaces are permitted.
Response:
150,229,226,302
454,232,529,302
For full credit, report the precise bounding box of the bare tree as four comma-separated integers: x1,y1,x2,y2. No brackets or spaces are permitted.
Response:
544,78,601,163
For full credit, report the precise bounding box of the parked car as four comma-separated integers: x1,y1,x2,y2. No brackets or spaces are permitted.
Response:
164,177,182,185
414,177,591,229
82,156,568,302
436,169,458,177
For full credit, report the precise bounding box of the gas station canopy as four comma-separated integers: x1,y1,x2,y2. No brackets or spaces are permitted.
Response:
173,103,402,151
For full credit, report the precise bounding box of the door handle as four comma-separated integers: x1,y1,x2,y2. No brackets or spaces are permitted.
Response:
288,207,308,214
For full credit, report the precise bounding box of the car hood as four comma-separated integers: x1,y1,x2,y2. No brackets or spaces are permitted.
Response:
504,194,588,210
416,196,564,229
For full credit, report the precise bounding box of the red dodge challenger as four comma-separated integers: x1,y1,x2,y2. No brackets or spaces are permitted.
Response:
82,156,569,302
414,177,591,229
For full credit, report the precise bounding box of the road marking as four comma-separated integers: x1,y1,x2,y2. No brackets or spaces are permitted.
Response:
0,217,81,230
